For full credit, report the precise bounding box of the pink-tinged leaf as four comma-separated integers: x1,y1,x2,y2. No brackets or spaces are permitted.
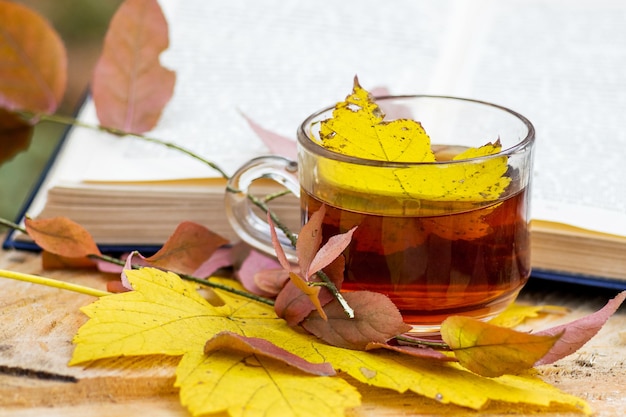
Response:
268,213,293,271
145,221,228,275
252,268,289,297
193,246,234,278
302,291,412,350
204,331,335,376
0,109,34,164
240,112,297,160
297,206,326,279
275,257,344,326
120,251,148,290
307,226,356,279
0,1,67,114
25,217,102,258
535,291,626,366
237,249,285,297
92,0,175,133
365,342,457,362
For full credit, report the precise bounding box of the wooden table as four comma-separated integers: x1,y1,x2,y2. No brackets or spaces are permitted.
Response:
1,247,625,417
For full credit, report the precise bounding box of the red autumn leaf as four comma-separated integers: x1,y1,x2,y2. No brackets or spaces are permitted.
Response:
0,1,67,114
365,342,457,362
92,0,175,134
535,290,626,366
204,331,335,376
274,257,344,326
145,221,229,275
237,249,285,296
25,217,102,259
0,109,34,164
441,316,561,377
240,112,297,160
296,205,325,279
302,291,412,350
307,226,356,278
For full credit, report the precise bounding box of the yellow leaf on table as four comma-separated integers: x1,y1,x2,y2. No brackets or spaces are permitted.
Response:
441,316,561,377
70,268,359,417
489,303,570,328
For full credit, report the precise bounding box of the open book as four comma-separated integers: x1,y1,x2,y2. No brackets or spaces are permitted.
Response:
4,0,626,288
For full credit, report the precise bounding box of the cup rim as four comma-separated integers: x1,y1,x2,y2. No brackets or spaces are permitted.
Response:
297,94,535,167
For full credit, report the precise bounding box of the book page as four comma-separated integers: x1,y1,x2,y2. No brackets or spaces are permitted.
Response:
438,0,626,237
56,0,455,183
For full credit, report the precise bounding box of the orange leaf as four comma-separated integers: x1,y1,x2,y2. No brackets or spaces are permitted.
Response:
146,221,229,275
92,0,175,133
441,316,561,377
25,217,102,259
0,0,67,113
41,251,97,270
0,109,34,164
288,272,326,321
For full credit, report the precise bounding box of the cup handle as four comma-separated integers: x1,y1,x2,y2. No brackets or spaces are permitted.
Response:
224,156,299,262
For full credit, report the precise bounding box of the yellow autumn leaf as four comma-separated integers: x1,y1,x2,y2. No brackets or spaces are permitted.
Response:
70,268,360,417
489,303,570,328
70,267,590,416
313,79,510,215
440,316,562,377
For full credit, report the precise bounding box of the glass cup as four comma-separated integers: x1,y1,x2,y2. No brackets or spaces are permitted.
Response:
225,95,535,334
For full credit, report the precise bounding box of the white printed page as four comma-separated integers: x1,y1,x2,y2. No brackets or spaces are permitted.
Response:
440,0,626,237
56,0,455,183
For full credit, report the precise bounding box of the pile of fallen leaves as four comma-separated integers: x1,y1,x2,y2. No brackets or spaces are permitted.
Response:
22,213,625,417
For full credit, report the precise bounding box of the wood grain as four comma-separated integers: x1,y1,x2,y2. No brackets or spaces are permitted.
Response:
1,248,624,416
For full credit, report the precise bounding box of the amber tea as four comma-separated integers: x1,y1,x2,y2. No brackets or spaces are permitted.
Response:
301,186,530,331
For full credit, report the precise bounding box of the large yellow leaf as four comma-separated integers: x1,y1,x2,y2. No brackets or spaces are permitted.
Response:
70,268,590,416
314,79,510,208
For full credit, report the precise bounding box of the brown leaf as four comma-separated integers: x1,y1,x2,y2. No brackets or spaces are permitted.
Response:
92,0,175,133
535,290,626,365
25,217,101,258
0,1,67,113
145,221,228,275
302,291,412,350
441,316,561,377
204,331,335,376
0,109,34,164
41,251,97,270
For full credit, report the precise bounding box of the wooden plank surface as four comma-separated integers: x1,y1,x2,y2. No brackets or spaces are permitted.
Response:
1,247,625,416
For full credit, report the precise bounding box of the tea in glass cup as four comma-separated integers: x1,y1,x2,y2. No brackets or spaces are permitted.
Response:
226,88,535,334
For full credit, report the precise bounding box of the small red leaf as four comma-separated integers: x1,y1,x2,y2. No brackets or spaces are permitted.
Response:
297,206,325,279
0,1,67,113
204,331,335,376
535,290,626,365
307,226,356,278
145,221,229,275
302,291,412,350
25,217,101,258
92,0,175,133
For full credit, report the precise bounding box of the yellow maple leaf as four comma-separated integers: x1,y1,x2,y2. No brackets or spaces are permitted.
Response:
313,79,511,209
70,268,359,417
489,303,570,328
69,268,591,416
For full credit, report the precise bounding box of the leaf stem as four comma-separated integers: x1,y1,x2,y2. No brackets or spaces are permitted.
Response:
25,112,231,179
0,269,110,297
395,334,451,350
0,218,27,233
